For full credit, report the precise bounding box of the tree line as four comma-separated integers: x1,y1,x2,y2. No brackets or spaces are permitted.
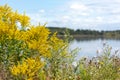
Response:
47,27,120,39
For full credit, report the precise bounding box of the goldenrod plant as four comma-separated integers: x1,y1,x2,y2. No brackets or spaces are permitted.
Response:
0,4,77,80
10,58,44,80
0,4,51,79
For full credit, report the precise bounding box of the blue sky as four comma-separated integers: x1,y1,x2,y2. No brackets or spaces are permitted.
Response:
0,0,120,31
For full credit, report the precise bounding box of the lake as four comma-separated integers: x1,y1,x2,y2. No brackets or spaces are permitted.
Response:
69,38,120,60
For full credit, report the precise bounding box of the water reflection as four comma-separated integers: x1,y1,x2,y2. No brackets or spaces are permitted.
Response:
69,38,120,60
74,37,120,42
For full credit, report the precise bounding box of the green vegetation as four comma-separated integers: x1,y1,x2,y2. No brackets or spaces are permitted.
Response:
0,5,120,80
48,27,120,39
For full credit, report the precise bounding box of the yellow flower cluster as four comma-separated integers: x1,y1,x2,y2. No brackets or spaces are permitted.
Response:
50,32,65,50
50,32,69,57
0,4,30,41
0,4,51,57
10,58,44,79
0,4,69,80
0,4,30,29
26,26,51,57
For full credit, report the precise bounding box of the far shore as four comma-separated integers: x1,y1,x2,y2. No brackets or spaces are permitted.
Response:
57,34,120,40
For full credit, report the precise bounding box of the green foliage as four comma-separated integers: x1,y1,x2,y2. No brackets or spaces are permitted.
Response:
48,27,120,39
76,44,120,80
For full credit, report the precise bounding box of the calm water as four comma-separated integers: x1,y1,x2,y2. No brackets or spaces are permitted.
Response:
69,38,120,59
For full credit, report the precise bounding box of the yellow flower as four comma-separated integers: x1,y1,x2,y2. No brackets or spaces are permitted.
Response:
99,61,104,65
10,58,44,79
10,66,20,75
27,77,33,80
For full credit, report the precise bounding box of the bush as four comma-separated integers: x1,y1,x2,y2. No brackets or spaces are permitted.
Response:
0,4,77,80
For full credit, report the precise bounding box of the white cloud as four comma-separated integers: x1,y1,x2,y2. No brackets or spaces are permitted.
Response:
96,16,103,22
39,9,45,13
70,3,88,11
62,15,70,20
80,13,90,16
27,0,120,30
27,12,48,25
61,15,70,23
